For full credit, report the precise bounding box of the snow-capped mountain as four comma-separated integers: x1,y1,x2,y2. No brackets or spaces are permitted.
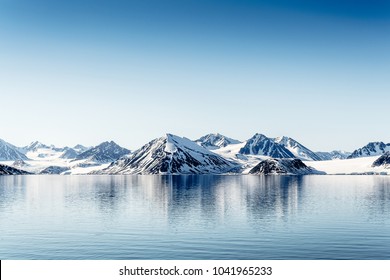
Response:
0,164,30,175
59,147,79,159
273,136,322,161
98,134,239,175
73,144,89,153
248,158,325,175
316,150,351,160
0,139,29,161
23,141,51,152
239,133,295,158
348,142,390,159
73,141,131,163
372,152,390,168
196,133,241,150
23,142,64,160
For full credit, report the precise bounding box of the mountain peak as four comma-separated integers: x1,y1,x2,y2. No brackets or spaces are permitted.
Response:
196,133,241,150
0,139,29,161
348,142,390,159
73,141,131,163
273,136,322,161
239,133,295,158
25,141,50,152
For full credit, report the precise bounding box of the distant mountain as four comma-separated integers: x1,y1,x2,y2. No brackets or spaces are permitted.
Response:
73,141,131,163
348,142,390,159
316,150,351,160
239,133,295,158
372,152,390,168
196,133,241,150
98,134,238,175
0,139,29,161
23,141,51,152
60,147,79,159
73,144,89,153
273,136,321,161
248,158,325,175
12,159,29,168
0,164,30,175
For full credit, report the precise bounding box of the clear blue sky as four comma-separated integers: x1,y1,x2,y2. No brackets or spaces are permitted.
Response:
1,0,389,151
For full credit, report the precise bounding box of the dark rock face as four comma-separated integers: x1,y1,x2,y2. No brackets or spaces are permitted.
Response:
348,142,390,159
39,166,70,174
0,164,30,175
372,152,390,168
73,141,131,163
239,133,295,158
249,158,325,175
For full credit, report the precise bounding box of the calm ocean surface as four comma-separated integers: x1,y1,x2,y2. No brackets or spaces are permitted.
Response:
0,175,389,259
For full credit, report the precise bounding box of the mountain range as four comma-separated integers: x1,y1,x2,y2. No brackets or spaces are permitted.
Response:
0,133,389,175
99,134,238,175
348,142,390,159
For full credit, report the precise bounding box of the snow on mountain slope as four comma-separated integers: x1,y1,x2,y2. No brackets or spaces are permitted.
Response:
98,134,239,174
73,141,131,163
196,133,241,150
26,146,63,161
0,139,29,161
372,152,390,168
304,156,389,175
239,133,295,158
23,141,51,152
59,147,79,159
0,164,31,175
274,136,322,161
316,150,351,160
39,166,70,174
212,142,269,173
249,158,325,175
73,144,89,153
348,142,390,159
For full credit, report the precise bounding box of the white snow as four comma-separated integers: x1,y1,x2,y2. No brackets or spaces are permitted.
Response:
304,156,389,175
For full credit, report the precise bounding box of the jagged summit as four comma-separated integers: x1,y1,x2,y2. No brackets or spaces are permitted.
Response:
0,139,29,161
239,133,295,158
196,133,241,150
274,136,322,161
348,142,390,159
73,141,131,163
24,141,50,152
73,144,89,153
97,134,238,175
